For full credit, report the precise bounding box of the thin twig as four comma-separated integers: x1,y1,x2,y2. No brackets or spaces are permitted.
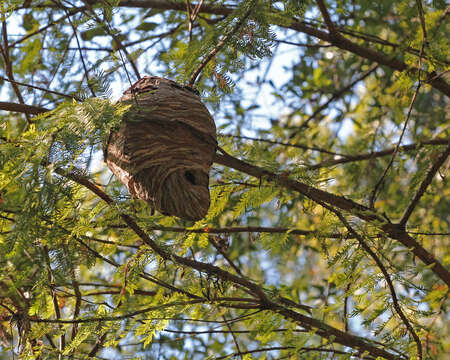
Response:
43,246,66,359
78,237,200,299
400,142,450,226
223,134,347,157
81,0,141,80
80,235,139,249
188,4,253,86
428,69,450,82
0,76,79,100
191,0,204,20
70,274,81,342
186,0,193,42
275,38,333,48
186,0,203,42
415,0,428,44
316,0,337,34
55,1,96,97
309,138,449,169
38,33,75,106
343,282,351,332
60,289,157,297
408,231,450,236
209,237,243,276
293,64,378,132
369,85,421,207
147,224,346,239
327,207,422,360
30,299,207,324
10,8,85,47
370,0,429,207
222,314,243,359
162,328,306,335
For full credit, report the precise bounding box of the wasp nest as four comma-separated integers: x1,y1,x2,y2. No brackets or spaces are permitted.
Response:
104,76,217,221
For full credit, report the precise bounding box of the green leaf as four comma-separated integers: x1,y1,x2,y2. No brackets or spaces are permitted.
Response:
81,26,106,41
136,22,158,32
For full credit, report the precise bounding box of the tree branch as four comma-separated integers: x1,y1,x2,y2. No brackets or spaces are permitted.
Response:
56,167,271,300
293,64,378,131
215,148,374,215
31,299,208,324
309,138,449,169
70,274,82,341
213,149,450,287
329,207,422,360
81,0,141,80
43,246,66,359
83,0,450,97
222,314,243,359
316,0,337,34
54,166,404,359
400,142,450,226
0,76,78,100
216,346,378,360
10,7,86,47
161,328,306,335
0,101,49,115
87,332,107,358
0,19,31,124
225,134,347,157
370,74,421,207
134,224,346,238
188,3,253,86
53,0,96,97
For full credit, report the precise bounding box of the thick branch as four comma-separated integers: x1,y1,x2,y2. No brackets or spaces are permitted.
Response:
213,150,450,287
214,150,378,216
0,101,49,115
279,20,449,97
57,167,269,300
89,0,450,97
274,306,403,360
